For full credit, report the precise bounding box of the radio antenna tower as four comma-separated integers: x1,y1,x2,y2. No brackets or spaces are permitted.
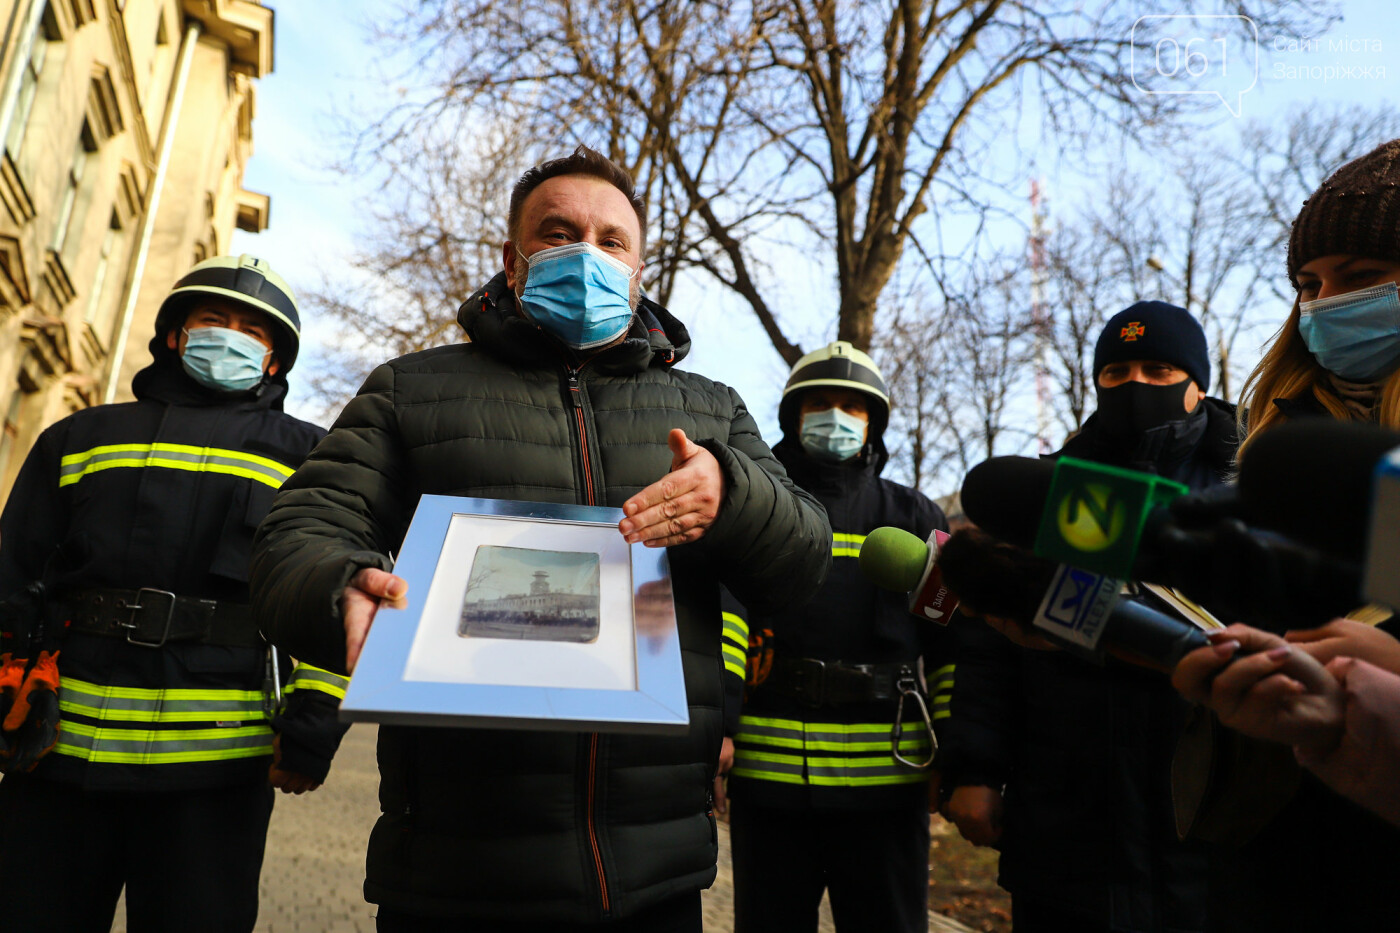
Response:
1029,178,1051,454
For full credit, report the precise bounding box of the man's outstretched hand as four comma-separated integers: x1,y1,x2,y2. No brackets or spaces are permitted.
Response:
341,567,408,674
620,429,724,548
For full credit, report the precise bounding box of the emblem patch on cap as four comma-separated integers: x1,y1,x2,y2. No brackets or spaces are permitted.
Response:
1120,322,1145,342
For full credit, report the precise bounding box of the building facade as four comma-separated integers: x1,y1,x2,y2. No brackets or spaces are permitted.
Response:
0,0,273,500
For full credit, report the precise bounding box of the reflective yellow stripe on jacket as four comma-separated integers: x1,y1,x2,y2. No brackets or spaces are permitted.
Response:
832,532,866,559
731,715,933,787
58,443,296,490
285,663,350,701
930,663,954,721
721,612,749,680
54,676,273,765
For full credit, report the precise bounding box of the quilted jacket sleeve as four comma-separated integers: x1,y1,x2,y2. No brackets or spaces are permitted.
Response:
251,363,408,674
694,384,830,617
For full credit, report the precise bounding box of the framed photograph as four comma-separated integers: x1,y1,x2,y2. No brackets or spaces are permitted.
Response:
339,496,689,734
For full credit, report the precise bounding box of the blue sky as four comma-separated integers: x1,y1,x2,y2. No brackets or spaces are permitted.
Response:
233,1,1400,445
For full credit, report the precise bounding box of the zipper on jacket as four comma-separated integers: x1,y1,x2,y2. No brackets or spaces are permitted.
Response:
565,364,609,915
707,788,718,846
586,731,611,916
563,366,599,506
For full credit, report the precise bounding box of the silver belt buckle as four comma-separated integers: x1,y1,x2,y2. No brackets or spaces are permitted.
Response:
119,588,177,647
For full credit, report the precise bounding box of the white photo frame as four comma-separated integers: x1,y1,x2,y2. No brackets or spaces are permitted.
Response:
339,496,689,734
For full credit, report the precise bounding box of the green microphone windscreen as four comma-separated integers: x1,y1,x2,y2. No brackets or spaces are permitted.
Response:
859,527,929,593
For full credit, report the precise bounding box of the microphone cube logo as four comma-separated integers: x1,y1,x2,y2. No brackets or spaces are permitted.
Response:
1130,14,1259,118
1055,482,1126,553
1034,565,1121,653
1036,458,1189,581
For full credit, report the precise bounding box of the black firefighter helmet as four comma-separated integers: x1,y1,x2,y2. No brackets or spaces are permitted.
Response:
154,254,302,375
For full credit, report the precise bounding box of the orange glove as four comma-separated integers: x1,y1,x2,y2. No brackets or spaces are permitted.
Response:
0,650,61,773
746,627,775,687
0,651,25,749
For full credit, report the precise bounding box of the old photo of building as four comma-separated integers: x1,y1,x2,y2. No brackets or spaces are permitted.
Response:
459,545,601,644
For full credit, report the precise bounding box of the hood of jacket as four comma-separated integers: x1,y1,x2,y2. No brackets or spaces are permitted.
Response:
772,435,886,496
132,334,290,411
457,272,691,376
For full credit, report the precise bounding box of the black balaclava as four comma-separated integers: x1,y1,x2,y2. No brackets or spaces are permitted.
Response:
1095,379,1195,444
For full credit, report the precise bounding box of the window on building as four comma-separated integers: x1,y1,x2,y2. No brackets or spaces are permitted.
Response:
51,121,96,254
145,8,172,112
4,3,60,157
84,211,123,328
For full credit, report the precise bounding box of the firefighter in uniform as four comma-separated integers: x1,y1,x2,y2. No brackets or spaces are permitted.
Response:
0,256,350,933
723,342,954,933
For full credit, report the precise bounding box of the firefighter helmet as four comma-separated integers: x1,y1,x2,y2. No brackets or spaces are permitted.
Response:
155,255,302,374
778,341,891,444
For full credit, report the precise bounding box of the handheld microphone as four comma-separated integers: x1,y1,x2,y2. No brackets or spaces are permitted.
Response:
857,527,958,623
959,455,1364,627
1237,420,1400,609
928,528,1209,671
960,455,1187,578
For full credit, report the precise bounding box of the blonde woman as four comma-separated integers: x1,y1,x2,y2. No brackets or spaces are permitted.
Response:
1239,138,1400,453
1178,137,1400,932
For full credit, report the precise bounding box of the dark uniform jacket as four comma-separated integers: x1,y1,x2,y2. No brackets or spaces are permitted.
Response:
727,438,953,810
938,397,1237,932
249,273,831,924
0,347,330,792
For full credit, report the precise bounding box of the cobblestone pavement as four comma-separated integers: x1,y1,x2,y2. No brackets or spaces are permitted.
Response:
112,723,973,932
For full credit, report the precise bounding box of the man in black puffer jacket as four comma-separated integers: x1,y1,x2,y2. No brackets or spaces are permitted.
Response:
938,301,1236,933
250,147,831,932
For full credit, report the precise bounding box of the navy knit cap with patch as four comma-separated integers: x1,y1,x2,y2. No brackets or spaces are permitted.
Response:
1092,301,1210,393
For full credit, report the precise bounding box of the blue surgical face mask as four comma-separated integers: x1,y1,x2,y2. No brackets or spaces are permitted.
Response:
180,326,271,393
1298,281,1400,381
518,242,638,351
800,407,867,462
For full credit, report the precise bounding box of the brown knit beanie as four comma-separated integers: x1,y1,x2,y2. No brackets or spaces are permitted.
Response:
1288,138,1400,287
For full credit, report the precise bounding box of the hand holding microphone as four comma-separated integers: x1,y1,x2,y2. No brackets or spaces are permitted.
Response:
1284,619,1400,675
1295,657,1400,828
959,453,1365,629
1172,624,1345,754
860,525,1211,670
1174,624,1400,829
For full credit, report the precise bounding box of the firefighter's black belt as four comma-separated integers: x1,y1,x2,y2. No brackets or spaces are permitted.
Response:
65,588,262,649
762,658,921,708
